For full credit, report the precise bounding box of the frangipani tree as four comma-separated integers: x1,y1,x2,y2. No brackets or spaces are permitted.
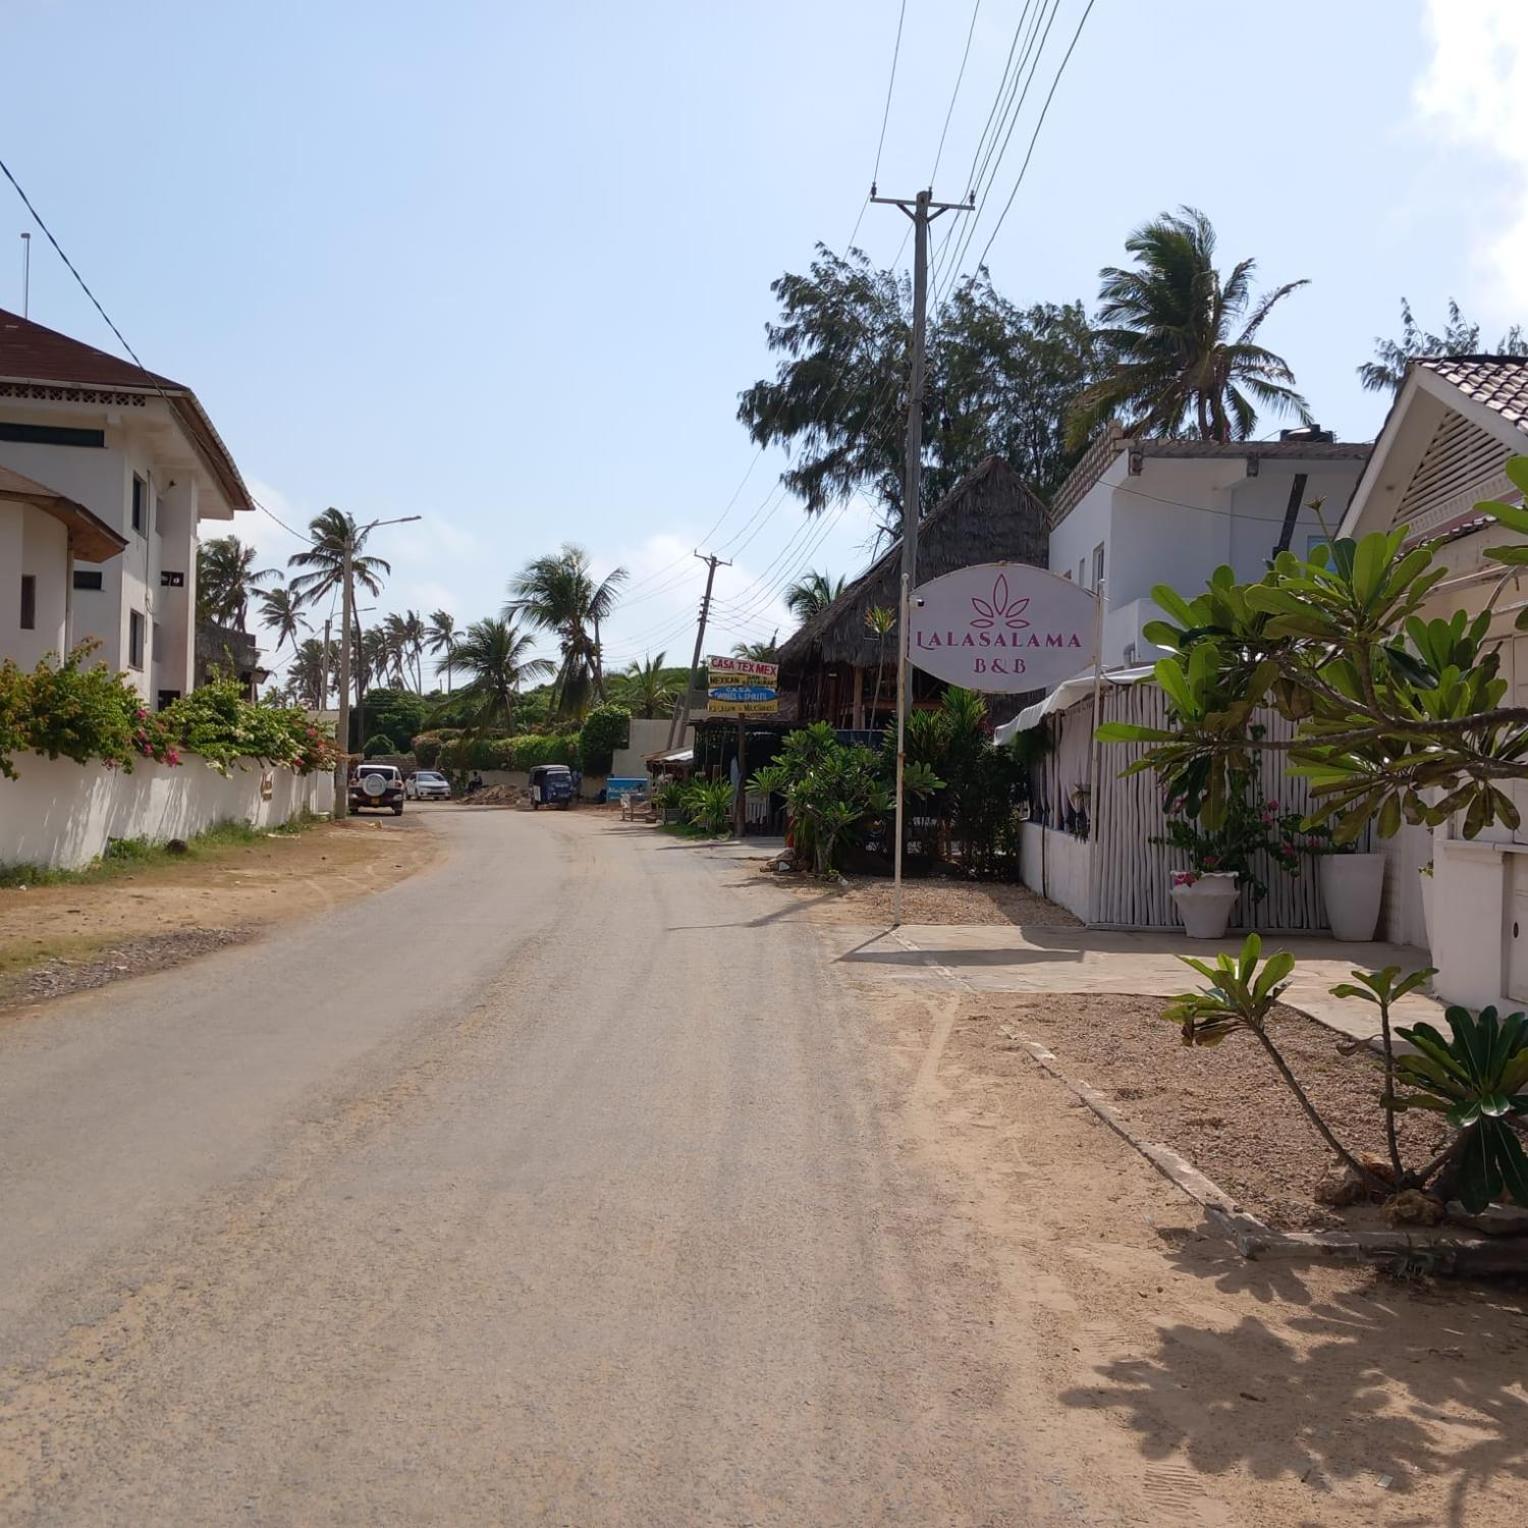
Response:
1098,457,1528,846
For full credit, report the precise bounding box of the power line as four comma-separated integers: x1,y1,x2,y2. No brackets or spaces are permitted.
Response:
930,0,984,186
848,0,911,249
971,0,1098,273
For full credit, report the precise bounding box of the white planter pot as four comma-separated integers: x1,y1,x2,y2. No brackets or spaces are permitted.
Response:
1419,872,1434,951
1170,873,1240,939
1321,852,1385,942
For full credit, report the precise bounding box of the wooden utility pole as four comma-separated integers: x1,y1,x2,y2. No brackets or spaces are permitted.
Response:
321,615,333,709
667,550,730,752
871,187,971,925
334,539,353,818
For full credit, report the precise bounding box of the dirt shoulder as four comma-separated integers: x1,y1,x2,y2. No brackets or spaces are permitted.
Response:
837,966,1528,1524
780,869,1081,926
0,816,435,1012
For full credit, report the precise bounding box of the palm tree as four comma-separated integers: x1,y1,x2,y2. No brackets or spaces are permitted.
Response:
453,617,554,729
1066,206,1312,447
426,609,458,691
785,571,845,623
361,625,392,694
731,634,779,662
613,653,676,719
380,611,426,690
864,605,895,723
288,637,329,710
256,581,307,656
286,507,391,607
197,535,277,627
506,545,628,716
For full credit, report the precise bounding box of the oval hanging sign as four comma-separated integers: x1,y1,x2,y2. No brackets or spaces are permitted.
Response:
908,562,1098,692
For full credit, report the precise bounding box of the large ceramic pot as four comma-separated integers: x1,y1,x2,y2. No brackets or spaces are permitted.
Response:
1320,852,1386,942
1170,872,1240,939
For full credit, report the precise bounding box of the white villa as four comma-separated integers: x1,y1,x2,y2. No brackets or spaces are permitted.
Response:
1046,425,1371,666
1338,355,1528,1010
0,308,253,706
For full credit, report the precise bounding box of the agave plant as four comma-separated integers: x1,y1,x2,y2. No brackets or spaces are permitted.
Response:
683,777,736,836
1392,1006,1528,1213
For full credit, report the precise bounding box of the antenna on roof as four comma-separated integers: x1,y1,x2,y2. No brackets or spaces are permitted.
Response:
19,230,29,318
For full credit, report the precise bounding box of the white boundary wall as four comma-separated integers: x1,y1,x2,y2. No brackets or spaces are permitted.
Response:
0,752,335,870
1019,823,1091,921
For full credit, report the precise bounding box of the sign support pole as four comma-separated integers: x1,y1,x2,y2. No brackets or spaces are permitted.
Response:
1085,582,1106,925
733,717,746,840
893,571,910,925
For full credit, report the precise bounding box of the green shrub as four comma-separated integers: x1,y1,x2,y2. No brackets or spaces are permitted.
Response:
579,704,630,775
15,646,139,771
683,777,735,835
363,734,394,758
510,733,579,770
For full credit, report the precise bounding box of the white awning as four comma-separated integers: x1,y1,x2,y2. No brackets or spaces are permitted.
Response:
650,747,693,765
993,664,1157,743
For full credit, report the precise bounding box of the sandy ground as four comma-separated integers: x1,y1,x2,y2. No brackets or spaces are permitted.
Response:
0,814,434,1010
783,870,1083,926
963,991,1455,1230
835,965,1528,1526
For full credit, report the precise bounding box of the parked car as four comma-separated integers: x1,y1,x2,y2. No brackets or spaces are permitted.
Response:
349,762,405,815
528,763,574,809
405,769,451,801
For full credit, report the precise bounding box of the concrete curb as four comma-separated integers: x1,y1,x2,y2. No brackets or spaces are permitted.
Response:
996,1025,1528,1276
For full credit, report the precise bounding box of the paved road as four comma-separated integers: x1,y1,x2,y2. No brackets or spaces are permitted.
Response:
0,808,1061,1525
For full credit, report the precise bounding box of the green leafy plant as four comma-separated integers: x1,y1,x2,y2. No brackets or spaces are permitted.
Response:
363,734,394,758
683,777,735,836
16,645,140,771
1392,1007,1528,1213
1098,457,1528,845
578,704,630,775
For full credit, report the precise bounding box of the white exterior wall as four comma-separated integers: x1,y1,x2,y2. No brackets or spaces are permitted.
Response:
2,501,69,666
1019,823,1091,920
1052,455,1366,668
611,716,694,777
0,399,235,703
0,753,335,871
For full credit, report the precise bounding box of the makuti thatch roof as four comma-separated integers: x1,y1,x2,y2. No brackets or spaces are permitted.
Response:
776,456,1049,677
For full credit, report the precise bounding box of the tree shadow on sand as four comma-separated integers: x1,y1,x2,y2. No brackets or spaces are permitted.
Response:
1061,1232,1528,1526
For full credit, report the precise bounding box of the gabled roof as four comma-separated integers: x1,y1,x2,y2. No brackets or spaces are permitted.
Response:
777,456,1048,671
0,462,127,561
0,308,251,516
1050,425,1370,528
1339,356,1528,541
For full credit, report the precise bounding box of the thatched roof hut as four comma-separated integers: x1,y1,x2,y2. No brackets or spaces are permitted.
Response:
776,457,1048,729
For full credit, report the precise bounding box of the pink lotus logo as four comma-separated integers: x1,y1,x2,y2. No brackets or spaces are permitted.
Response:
968,574,1030,631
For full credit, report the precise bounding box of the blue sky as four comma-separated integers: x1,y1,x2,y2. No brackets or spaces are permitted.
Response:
4,1,1525,682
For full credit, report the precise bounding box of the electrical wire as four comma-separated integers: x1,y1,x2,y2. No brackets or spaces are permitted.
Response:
848,0,911,250
930,0,983,186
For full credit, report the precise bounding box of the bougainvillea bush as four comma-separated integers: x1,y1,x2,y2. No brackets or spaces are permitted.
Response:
0,646,336,779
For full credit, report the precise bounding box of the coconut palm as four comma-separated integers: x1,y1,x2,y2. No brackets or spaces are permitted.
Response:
426,609,458,691
864,605,895,722
361,625,392,694
453,617,555,729
731,635,779,661
506,545,629,716
288,637,329,710
784,571,845,623
381,610,426,690
1066,207,1312,447
198,535,277,627
256,581,307,656
286,507,391,608
613,653,676,719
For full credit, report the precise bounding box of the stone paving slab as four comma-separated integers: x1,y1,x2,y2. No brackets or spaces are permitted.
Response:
826,922,1442,1043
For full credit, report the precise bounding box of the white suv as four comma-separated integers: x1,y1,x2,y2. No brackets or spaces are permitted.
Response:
349,763,405,815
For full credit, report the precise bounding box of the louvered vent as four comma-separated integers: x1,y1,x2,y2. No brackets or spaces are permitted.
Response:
1392,411,1516,535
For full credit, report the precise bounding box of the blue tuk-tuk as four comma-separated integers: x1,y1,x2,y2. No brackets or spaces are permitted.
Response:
529,763,574,810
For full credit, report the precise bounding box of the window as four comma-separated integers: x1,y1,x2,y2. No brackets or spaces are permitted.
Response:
131,475,146,535
156,689,181,711
73,570,104,591
1092,543,1106,592
129,610,145,669
19,575,36,630
0,421,105,448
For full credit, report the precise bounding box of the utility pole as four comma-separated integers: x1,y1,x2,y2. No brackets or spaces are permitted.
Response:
667,550,730,752
19,231,29,318
335,539,354,817
871,186,971,925
321,615,333,709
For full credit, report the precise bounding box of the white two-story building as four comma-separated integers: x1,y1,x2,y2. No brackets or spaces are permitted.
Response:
1046,426,1371,666
0,308,253,705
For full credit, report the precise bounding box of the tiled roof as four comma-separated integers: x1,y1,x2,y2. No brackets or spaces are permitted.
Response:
1417,356,1528,435
0,308,185,392
0,307,250,513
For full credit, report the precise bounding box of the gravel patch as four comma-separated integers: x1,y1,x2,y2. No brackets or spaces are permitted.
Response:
4,928,254,1009
961,991,1455,1232
783,873,1081,927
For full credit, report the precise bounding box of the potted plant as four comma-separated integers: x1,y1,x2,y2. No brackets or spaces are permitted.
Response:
1304,825,1386,942
1169,864,1241,938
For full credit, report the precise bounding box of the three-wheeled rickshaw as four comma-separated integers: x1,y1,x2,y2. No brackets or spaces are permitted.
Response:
529,762,575,809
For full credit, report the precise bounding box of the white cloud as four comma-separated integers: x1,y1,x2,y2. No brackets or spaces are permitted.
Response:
1415,0,1528,311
